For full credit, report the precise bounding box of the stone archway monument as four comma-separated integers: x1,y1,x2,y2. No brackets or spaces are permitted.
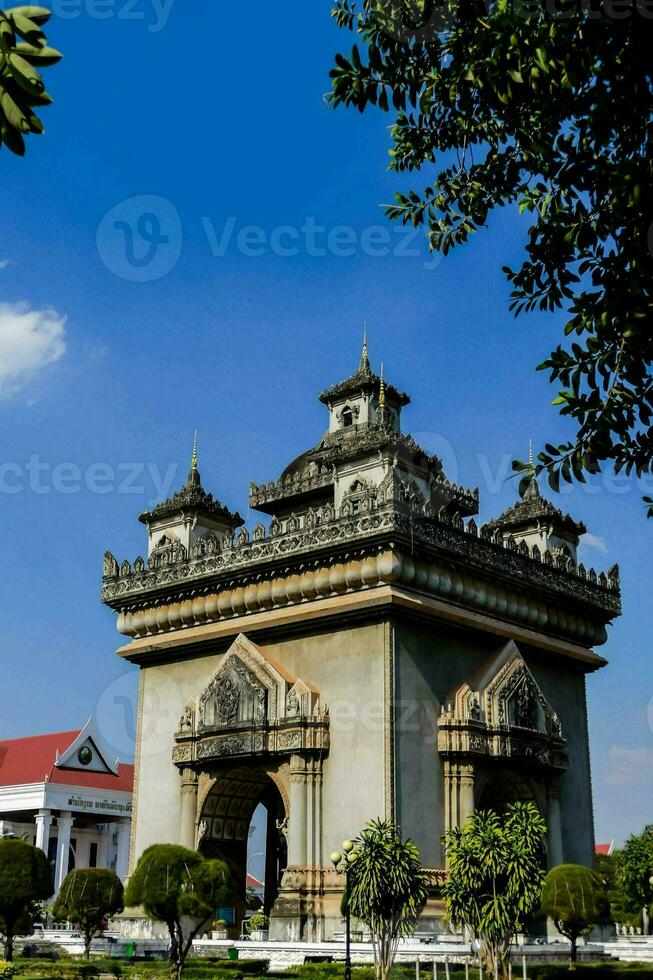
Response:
172,634,329,937
103,344,621,939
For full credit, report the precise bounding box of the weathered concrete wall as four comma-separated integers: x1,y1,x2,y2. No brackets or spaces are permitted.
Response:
130,620,386,871
131,608,596,908
528,650,595,865
394,619,596,868
257,620,387,852
394,619,497,867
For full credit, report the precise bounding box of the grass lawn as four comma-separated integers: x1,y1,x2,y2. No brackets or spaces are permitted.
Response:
8,958,653,980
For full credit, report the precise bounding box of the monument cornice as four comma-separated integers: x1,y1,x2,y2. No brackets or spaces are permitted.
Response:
103,506,619,650
106,552,617,668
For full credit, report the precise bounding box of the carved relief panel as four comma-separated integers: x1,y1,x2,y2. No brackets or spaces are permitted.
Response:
199,658,267,730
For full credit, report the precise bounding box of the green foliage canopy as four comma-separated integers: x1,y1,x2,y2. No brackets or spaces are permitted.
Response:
616,825,653,930
0,5,61,155
442,803,547,978
125,844,232,979
346,819,431,980
541,864,608,964
329,0,653,513
0,838,52,961
52,868,124,959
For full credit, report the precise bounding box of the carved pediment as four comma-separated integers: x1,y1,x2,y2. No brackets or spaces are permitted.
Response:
174,634,328,767
198,634,288,731
438,641,566,771
485,643,562,738
444,641,562,736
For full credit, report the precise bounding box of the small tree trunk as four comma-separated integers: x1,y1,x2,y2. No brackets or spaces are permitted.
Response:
84,928,92,960
168,922,178,965
5,932,13,962
480,938,510,980
569,933,578,970
378,930,392,980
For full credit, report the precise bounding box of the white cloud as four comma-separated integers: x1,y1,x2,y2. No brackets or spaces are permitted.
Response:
0,260,8,270
0,301,66,398
579,532,608,555
603,746,653,787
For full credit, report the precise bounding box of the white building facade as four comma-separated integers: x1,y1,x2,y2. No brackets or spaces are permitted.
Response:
0,717,133,893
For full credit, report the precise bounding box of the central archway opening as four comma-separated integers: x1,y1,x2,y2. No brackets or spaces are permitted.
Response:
477,768,541,814
199,768,287,934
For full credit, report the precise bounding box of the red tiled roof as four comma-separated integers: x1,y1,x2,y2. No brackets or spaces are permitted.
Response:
246,874,264,889
595,842,614,856
0,731,134,793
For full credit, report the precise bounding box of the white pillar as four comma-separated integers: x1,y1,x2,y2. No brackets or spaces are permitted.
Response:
96,828,110,869
54,812,74,891
75,834,91,870
115,819,131,881
35,809,53,854
288,755,308,867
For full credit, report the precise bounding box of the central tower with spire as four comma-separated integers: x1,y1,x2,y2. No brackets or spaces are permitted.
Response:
249,337,477,521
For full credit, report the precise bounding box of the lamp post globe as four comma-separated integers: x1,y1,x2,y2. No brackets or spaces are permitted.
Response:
330,851,342,867
342,840,355,854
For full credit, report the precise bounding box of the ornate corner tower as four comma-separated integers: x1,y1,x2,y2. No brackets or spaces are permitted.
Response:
103,342,620,940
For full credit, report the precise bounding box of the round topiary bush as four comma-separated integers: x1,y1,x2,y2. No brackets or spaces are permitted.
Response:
540,864,608,967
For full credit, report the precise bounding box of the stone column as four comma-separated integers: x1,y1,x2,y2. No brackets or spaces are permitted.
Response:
459,765,476,827
443,762,475,839
287,755,308,868
54,812,74,891
179,768,199,850
305,759,323,880
443,762,453,840
96,828,110,870
547,782,564,868
35,809,52,854
75,834,91,870
115,819,131,881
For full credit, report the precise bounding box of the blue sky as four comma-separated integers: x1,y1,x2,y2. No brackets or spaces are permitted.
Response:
0,0,650,848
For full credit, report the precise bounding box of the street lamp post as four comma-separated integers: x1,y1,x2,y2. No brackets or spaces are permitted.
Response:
331,840,358,980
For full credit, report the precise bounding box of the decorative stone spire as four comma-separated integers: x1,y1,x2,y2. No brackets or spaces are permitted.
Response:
360,322,370,371
318,339,409,408
523,439,540,501
377,362,390,426
188,429,200,487
139,433,243,529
